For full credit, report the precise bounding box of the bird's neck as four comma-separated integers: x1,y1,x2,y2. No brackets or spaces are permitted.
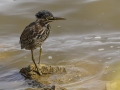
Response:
36,19,50,26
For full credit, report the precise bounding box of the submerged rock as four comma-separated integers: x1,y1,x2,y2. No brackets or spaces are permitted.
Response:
106,79,120,90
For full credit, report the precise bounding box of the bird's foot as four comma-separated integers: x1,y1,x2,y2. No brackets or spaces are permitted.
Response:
36,70,42,76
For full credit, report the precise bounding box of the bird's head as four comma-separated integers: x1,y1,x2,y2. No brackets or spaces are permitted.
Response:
35,10,65,22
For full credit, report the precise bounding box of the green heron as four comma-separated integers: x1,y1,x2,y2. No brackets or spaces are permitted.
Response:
20,10,65,75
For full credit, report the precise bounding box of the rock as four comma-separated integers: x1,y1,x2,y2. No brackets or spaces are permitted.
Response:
20,64,66,83
106,79,120,90
20,64,67,90
26,79,55,90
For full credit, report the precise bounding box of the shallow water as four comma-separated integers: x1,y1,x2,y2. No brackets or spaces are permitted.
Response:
0,0,120,90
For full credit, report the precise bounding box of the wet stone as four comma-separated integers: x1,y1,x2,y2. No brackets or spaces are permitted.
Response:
20,64,67,90
20,64,66,78
26,80,55,90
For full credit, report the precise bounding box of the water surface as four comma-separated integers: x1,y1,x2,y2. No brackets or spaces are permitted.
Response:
0,0,120,90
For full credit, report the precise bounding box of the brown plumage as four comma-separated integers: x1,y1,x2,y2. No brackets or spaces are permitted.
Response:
20,19,50,50
20,10,65,75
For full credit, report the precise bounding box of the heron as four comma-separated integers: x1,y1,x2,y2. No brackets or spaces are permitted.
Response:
20,10,65,75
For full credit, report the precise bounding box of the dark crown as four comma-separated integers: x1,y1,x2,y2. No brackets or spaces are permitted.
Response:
35,10,54,19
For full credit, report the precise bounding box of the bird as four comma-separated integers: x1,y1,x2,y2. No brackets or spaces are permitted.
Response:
20,10,65,75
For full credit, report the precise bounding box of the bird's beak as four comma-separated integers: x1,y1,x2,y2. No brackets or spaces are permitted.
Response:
49,17,66,20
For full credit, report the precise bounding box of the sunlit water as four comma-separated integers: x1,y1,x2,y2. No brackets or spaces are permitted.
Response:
0,0,120,90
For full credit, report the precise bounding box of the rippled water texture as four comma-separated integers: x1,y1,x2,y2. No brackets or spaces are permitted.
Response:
0,0,120,90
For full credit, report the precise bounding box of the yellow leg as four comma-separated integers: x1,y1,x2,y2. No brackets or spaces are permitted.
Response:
31,50,42,75
38,46,42,64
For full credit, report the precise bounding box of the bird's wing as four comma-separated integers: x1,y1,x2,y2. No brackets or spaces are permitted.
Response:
20,22,37,44
19,20,50,50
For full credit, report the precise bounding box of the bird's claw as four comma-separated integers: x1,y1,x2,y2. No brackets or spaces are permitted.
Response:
36,70,42,76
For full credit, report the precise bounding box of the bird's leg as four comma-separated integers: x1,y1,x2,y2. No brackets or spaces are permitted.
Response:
31,49,42,75
38,46,42,64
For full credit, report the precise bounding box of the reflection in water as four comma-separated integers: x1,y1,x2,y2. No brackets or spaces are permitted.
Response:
0,0,120,90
